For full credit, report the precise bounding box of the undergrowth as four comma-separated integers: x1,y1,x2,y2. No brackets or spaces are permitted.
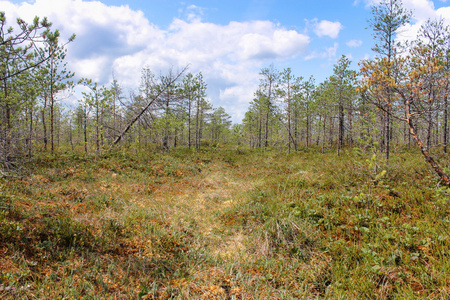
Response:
0,146,449,299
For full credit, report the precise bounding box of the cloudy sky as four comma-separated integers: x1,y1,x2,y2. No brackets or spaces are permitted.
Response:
2,0,450,122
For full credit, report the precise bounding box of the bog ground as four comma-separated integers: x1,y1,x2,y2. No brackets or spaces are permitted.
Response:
0,147,449,299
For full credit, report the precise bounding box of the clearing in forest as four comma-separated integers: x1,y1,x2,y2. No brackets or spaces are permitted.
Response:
0,147,449,299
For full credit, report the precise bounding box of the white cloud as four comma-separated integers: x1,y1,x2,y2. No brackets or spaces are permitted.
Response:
436,6,450,20
360,0,379,7
311,19,343,39
361,0,450,50
0,0,313,122
219,84,258,121
362,0,446,23
346,39,363,47
403,0,436,21
360,0,437,15
1,0,165,84
186,4,205,22
327,43,339,58
237,26,310,60
305,43,339,61
166,19,309,63
395,0,450,46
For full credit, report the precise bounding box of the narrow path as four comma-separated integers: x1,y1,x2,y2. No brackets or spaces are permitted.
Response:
148,161,254,259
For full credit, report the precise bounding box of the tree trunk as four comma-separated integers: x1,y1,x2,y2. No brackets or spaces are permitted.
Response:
444,92,448,154
258,110,262,148
406,101,450,186
337,99,344,156
426,109,432,150
265,109,269,149
163,94,170,152
28,108,33,161
385,110,390,161
329,116,333,147
196,98,200,149
188,95,192,149
306,101,310,148
42,94,48,151
50,59,55,155
50,88,54,154
347,104,353,148
294,110,298,150
69,118,74,152
84,104,88,153
95,94,100,152
287,86,291,154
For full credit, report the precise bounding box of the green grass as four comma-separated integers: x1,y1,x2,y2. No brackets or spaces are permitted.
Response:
0,146,449,299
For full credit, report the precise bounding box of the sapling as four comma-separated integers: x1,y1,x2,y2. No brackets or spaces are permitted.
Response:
354,114,387,206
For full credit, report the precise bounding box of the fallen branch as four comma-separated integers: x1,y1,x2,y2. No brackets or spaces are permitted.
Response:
110,66,188,149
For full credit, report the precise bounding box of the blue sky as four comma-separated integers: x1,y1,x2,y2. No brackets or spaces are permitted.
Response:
2,0,450,122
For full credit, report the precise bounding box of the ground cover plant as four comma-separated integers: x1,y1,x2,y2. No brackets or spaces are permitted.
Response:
0,145,449,299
